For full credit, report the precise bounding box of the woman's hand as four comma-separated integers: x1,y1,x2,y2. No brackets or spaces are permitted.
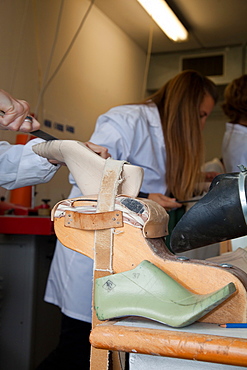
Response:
85,141,111,159
0,89,40,132
148,193,182,210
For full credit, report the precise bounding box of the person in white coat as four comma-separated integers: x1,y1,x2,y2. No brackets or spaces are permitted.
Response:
39,70,218,370
220,74,247,252
222,74,247,172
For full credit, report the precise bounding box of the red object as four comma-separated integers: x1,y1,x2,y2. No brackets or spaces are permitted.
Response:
14,133,30,145
9,133,34,207
0,199,29,215
0,215,54,235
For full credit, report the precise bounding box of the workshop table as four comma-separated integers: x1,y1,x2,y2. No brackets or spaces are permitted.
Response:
90,317,247,369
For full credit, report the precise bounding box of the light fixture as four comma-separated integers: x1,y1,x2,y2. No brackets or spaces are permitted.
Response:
137,0,188,42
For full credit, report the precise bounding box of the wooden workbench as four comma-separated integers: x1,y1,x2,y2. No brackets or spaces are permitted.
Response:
90,317,247,369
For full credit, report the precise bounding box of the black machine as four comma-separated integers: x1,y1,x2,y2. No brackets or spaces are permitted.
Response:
170,166,247,253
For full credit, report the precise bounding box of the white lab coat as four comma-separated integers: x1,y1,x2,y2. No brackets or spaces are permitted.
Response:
222,122,247,172
0,138,58,189
44,103,167,322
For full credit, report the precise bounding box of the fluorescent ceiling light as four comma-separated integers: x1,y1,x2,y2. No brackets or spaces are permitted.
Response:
137,0,188,42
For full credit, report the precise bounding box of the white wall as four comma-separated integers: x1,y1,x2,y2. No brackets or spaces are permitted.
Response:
147,46,246,90
0,0,146,206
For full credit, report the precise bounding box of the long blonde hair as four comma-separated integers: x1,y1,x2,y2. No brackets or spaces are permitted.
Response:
143,70,218,200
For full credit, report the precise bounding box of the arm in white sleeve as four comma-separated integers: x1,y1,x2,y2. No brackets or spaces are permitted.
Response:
89,106,139,160
222,123,247,172
0,138,60,189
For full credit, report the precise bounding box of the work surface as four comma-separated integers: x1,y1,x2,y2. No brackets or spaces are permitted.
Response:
0,215,54,235
90,317,247,368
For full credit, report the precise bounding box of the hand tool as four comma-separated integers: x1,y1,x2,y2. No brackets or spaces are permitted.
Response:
0,110,58,141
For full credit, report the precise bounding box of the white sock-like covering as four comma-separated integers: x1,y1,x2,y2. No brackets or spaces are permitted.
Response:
32,140,144,197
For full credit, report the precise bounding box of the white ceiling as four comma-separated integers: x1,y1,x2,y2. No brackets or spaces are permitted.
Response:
95,0,247,54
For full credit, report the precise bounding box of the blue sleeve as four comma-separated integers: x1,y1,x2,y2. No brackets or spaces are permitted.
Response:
0,139,59,189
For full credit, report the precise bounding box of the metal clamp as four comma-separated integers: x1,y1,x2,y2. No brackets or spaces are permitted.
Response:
64,209,123,230
237,164,247,225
